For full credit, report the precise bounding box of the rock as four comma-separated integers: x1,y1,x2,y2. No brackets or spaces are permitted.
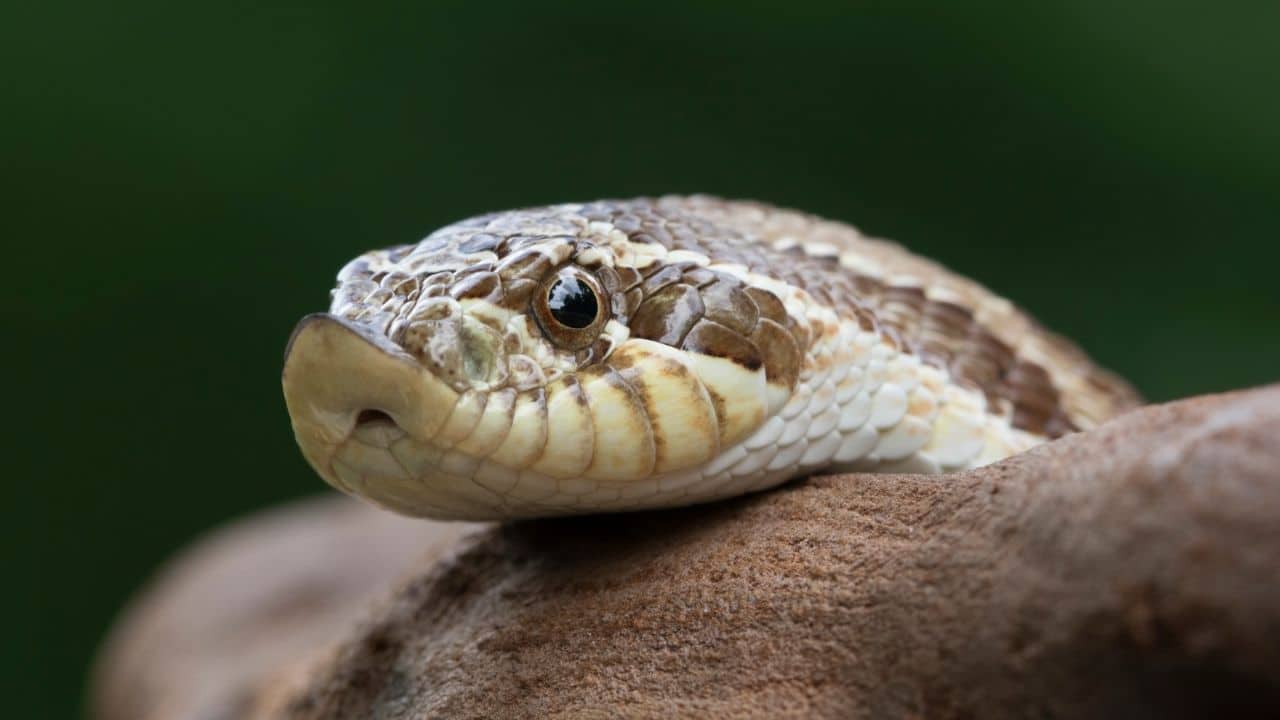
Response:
90,497,480,720
93,387,1280,719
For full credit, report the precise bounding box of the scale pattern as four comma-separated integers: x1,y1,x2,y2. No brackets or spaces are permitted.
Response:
282,196,1140,519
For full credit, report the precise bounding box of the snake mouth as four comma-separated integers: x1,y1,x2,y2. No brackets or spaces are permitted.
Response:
354,408,396,429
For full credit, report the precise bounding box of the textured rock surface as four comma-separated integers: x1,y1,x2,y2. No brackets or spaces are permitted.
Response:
94,386,1280,719
91,497,479,720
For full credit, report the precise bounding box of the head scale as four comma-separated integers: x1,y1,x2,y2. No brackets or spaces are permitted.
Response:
283,201,807,519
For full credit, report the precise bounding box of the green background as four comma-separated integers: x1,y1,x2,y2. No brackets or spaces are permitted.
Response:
5,2,1278,716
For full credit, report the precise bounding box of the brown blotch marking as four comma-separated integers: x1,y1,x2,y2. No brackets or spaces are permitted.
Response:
1006,360,1069,436
640,264,684,294
1041,411,1077,438
699,277,760,337
594,364,651,421
630,283,705,346
578,364,657,475
389,277,420,300
495,247,552,282
681,319,763,371
595,266,622,295
741,286,809,353
787,315,813,355
879,324,905,353
502,279,538,309
606,356,668,463
879,285,927,347
851,274,884,299
683,198,1110,433
637,262,680,289
742,286,788,324
702,385,727,440
805,284,836,310
614,265,642,291
851,303,878,333
366,197,1119,445
502,329,523,355
452,262,495,279
449,271,503,304
624,287,644,317
951,328,1015,406
750,318,802,389
919,299,974,368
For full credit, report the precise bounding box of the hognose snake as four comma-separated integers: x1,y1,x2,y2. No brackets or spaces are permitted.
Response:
283,196,1139,520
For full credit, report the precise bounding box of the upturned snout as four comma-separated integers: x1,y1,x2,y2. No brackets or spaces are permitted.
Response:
282,314,460,499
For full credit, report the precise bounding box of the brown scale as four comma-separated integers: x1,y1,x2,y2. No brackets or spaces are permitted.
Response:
585,205,805,386
629,284,705,346
610,198,1125,436
449,271,502,304
360,198,1139,436
917,299,973,368
623,262,805,392
1006,361,1077,436
640,201,1096,438
587,204,818,389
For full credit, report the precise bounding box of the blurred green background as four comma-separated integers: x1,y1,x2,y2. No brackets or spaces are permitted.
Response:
4,1,1278,716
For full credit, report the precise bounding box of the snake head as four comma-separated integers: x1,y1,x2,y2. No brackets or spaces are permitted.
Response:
283,201,811,520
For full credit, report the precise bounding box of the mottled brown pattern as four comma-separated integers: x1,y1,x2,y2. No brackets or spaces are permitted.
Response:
334,196,1139,435
682,319,763,371
629,196,1139,434
630,283,704,346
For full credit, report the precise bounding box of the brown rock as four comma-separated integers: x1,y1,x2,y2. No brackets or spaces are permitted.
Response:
94,386,1280,719
91,497,481,720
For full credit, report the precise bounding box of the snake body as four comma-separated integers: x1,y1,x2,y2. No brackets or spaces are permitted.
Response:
283,196,1140,520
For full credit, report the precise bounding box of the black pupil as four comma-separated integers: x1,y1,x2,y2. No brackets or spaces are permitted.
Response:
547,277,598,329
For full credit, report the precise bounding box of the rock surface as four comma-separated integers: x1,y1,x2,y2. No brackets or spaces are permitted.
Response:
91,497,479,720
93,386,1280,719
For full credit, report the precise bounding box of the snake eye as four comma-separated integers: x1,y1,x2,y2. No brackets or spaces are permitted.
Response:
533,267,608,350
547,276,598,328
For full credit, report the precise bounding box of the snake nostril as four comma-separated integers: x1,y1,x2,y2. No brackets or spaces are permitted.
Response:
354,409,394,428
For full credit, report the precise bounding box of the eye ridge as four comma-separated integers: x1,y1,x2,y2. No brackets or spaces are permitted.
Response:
547,277,599,329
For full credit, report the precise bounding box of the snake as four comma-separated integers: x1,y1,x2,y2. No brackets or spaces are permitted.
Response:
283,196,1140,520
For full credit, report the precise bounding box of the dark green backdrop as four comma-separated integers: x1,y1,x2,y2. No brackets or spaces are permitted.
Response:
5,2,1278,716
